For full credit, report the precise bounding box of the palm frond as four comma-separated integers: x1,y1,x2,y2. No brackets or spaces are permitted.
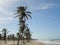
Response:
27,14,32,19
17,10,20,13
25,15,28,20
14,15,20,18
26,11,31,14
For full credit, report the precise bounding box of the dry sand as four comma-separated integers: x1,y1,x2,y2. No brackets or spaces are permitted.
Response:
0,40,45,45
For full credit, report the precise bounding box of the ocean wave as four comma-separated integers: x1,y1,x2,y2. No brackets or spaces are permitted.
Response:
36,40,60,44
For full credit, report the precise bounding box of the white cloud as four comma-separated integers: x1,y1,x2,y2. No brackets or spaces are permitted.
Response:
29,3,57,10
27,0,60,10
0,0,18,4
0,0,18,24
0,7,14,24
0,0,27,6
0,18,4,23
0,17,14,23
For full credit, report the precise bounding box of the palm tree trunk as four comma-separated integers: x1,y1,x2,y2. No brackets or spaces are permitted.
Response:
22,33,25,43
17,38,19,45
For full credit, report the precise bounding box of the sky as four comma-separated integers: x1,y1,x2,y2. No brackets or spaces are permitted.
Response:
0,0,60,40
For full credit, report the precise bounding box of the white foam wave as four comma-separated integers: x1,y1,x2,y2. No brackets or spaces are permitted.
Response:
36,40,60,44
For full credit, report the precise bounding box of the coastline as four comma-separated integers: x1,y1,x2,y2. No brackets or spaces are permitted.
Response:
0,40,45,45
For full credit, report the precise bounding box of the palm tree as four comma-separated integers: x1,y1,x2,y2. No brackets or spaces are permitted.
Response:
9,34,12,40
15,6,32,44
17,33,20,45
16,6,32,34
11,34,15,45
0,34,2,45
2,28,7,43
0,34,2,40
24,27,31,42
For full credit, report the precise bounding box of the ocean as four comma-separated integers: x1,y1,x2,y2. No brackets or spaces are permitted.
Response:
37,40,60,45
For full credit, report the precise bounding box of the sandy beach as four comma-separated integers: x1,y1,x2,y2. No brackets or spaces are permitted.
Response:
0,40,44,45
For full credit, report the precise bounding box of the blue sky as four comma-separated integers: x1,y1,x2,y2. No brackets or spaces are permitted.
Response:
0,0,60,40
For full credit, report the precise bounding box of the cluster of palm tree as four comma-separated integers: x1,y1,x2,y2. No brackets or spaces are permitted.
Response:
0,6,32,45
15,6,32,44
7,34,16,40
0,29,16,43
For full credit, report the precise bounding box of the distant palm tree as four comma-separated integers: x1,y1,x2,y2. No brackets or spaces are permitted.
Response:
24,27,31,42
11,34,14,40
17,33,20,45
0,34,2,40
2,28,7,43
11,34,15,45
9,34,12,40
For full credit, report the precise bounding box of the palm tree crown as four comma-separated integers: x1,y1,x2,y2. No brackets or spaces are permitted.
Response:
16,6,32,21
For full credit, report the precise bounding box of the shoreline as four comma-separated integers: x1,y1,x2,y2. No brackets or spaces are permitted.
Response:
0,40,45,45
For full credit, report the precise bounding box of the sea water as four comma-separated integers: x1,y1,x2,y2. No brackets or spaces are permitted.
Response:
37,40,60,45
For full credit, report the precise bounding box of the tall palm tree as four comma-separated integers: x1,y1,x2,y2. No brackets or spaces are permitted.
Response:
16,6,32,34
15,6,32,44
